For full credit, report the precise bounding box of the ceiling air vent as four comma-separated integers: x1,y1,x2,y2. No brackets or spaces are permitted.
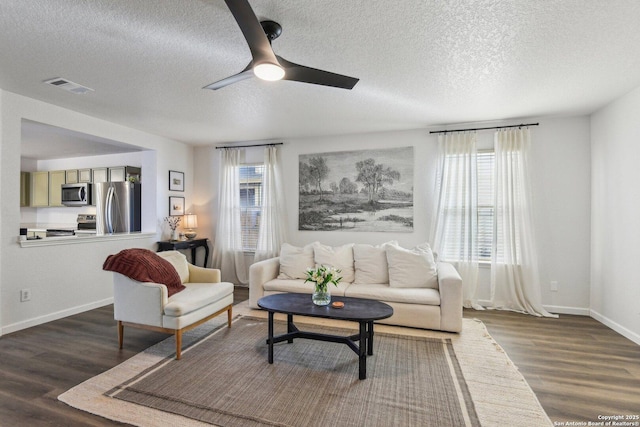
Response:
43,77,94,95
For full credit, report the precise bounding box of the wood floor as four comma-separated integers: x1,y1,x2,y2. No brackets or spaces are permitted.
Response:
0,287,638,426
468,309,640,423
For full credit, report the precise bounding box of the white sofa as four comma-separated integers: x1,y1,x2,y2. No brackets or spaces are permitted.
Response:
112,250,234,359
249,242,463,332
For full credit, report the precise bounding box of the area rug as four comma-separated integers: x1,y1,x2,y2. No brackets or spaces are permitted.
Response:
59,303,552,426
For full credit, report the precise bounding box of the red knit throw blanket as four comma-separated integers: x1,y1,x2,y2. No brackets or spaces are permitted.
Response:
103,248,185,297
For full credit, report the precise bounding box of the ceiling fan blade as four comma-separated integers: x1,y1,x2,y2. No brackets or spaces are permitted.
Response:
203,62,254,90
224,0,278,65
277,56,359,90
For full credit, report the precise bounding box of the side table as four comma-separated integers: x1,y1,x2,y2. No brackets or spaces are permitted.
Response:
157,238,210,268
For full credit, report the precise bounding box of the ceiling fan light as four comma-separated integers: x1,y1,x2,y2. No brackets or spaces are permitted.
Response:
253,63,285,81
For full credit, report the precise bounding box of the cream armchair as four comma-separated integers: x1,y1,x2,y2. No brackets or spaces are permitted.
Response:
112,250,234,359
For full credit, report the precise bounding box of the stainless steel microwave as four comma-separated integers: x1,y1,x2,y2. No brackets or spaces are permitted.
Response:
61,183,92,206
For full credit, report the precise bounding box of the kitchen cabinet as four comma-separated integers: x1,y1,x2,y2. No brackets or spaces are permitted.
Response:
48,170,66,207
109,166,141,182
78,168,92,183
30,171,49,207
20,172,31,207
92,167,108,183
66,169,78,184
108,166,126,182
21,166,141,208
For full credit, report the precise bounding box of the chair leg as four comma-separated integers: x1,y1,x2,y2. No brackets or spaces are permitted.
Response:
227,305,233,327
175,329,182,360
118,321,124,349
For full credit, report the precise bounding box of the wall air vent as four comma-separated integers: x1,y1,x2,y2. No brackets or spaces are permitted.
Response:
43,77,94,95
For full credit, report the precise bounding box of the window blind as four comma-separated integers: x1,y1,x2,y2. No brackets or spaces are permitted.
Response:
239,164,264,252
477,151,494,261
438,151,494,262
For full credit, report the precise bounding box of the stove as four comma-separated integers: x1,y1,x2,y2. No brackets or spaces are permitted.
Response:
77,214,97,230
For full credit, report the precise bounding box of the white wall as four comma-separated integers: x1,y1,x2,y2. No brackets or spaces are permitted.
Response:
196,117,592,313
0,90,194,334
591,85,640,344
192,146,216,247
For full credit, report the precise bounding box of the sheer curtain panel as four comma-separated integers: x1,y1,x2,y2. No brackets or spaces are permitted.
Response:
254,146,288,262
431,132,482,309
490,128,556,317
212,148,248,285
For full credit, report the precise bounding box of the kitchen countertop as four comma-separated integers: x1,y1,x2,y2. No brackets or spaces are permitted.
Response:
21,223,78,232
19,231,155,247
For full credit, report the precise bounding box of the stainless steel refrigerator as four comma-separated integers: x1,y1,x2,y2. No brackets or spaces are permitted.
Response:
94,182,141,234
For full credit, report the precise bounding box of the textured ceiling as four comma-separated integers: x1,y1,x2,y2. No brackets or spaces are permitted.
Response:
3,0,640,147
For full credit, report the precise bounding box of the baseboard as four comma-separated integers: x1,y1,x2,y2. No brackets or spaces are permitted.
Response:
476,300,589,316
543,305,590,316
590,309,640,346
1,297,114,335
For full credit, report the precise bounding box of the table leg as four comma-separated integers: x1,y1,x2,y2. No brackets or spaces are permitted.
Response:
268,311,274,364
203,244,209,268
359,321,367,380
287,314,294,343
367,321,374,356
191,247,197,266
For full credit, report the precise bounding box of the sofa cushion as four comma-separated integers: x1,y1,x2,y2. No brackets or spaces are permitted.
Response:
386,243,438,289
164,282,234,317
353,241,397,284
156,250,190,283
277,243,316,279
313,242,355,283
263,278,350,296
345,283,441,305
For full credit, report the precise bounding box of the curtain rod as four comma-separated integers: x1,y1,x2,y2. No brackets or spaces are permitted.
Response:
429,122,539,134
215,142,283,150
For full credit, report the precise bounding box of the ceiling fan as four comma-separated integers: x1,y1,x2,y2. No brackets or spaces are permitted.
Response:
203,0,359,91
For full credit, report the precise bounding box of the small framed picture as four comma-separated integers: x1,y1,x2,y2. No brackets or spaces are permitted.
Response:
169,170,185,192
169,196,185,216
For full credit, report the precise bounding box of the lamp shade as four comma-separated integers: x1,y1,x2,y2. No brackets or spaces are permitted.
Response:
183,213,198,229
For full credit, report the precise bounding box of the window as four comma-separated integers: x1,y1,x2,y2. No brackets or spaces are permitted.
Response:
438,150,495,262
477,151,494,261
239,164,264,252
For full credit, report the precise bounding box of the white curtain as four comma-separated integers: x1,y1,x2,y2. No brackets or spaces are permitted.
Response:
212,148,248,285
431,132,482,309
490,128,556,317
254,146,288,262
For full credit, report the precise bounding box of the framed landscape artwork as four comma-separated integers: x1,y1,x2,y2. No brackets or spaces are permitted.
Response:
169,196,185,216
298,146,414,232
169,170,185,191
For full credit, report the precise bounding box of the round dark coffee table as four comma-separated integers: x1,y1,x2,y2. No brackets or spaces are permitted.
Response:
257,293,393,380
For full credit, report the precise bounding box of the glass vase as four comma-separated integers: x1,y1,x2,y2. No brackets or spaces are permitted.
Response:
312,285,331,306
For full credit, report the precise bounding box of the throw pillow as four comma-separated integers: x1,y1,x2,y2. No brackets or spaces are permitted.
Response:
103,248,185,297
353,241,398,284
313,242,355,283
277,242,316,279
156,250,190,283
386,243,438,289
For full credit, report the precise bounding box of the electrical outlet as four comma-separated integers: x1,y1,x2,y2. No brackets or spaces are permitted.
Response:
20,289,31,302
550,281,558,292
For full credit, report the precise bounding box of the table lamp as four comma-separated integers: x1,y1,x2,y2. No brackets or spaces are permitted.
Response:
183,213,198,240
